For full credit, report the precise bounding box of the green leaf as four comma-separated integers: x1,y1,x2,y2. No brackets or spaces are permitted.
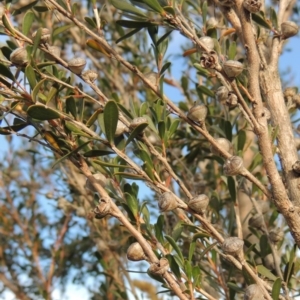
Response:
158,121,165,140
270,7,278,29
126,123,148,146
228,41,236,60
83,150,114,157
116,27,143,44
154,215,164,244
0,63,15,81
53,24,73,37
12,0,38,16
84,17,97,28
110,0,147,18
157,30,173,46
224,120,232,141
66,97,77,119
2,14,15,35
141,0,165,14
271,278,282,300
163,6,175,16
94,160,132,169
0,122,29,135
125,192,139,217
185,260,192,281
227,177,236,202
188,240,196,262
198,241,218,261
33,6,49,12
165,235,184,264
116,20,155,28
257,265,277,281
284,244,296,284
103,100,119,144
252,13,272,29
65,121,92,138
86,109,103,127
32,79,47,102
166,254,182,278
160,61,171,76
27,105,60,120
197,85,215,98
25,65,36,90
237,130,246,151
22,11,35,36
32,28,42,57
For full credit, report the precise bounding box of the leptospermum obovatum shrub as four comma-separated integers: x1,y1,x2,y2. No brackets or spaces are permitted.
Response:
0,0,299,299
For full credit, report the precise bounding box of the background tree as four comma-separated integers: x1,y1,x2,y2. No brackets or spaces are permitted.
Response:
0,0,299,299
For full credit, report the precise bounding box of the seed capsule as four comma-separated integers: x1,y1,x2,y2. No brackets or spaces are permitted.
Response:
222,237,244,260
281,21,299,39
187,104,207,123
68,57,86,74
158,192,178,212
215,86,229,103
148,258,169,276
244,284,264,300
243,0,262,13
292,160,300,174
226,92,238,108
199,36,215,52
200,51,219,69
93,197,111,219
223,60,244,78
32,28,51,43
82,70,98,82
45,46,61,60
248,214,264,229
269,229,284,244
188,194,209,214
210,138,233,156
127,242,147,261
10,47,28,66
223,156,244,176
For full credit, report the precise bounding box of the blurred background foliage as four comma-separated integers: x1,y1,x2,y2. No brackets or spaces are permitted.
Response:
0,0,299,299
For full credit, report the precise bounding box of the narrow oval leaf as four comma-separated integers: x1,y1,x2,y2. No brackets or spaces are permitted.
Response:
125,123,148,146
227,177,236,202
53,24,73,37
0,63,15,81
66,97,77,119
22,11,35,36
165,235,184,264
104,100,119,144
252,13,272,29
25,65,36,90
32,28,42,56
116,27,143,44
197,85,215,97
12,0,38,16
110,0,147,18
27,105,60,120
116,20,155,28
32,79,47,102
83,150,114,157
141,0,164,14
86,108,102,127
257,265,277,281
271,278,282,300
0,122,29,134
